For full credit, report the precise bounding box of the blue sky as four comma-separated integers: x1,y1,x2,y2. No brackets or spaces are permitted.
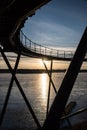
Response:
22,0,87,49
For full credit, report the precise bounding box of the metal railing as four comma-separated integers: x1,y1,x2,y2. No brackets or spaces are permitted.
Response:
20,31,75,59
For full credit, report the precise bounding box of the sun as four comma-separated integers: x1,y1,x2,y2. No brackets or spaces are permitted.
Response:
39,59,49,67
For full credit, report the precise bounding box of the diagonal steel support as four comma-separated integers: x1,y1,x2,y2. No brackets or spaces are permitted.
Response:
0,47,41,129
42,27,87,130
0,52,21,126
46,60,53,117
43,59,72,128
42,59,57,94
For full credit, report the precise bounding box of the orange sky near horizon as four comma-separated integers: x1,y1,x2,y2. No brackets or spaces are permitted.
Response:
0,54,87,70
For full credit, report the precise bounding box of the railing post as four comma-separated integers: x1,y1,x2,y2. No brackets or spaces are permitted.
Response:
34,43,36,52
25,35,26,47
57,50,59,57
50,49,52,56
30,40,31,49
64,51,65,58
45,47,46,55
40,45,41,54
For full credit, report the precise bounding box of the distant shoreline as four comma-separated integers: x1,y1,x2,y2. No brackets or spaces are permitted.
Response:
0,69,87,74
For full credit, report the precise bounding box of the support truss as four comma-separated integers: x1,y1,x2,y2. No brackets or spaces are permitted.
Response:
42,27,87,130
42,59,72,128
0,47,41,129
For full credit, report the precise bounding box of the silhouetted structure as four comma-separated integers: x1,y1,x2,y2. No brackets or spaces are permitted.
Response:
0,0,51,52
0,0,87,130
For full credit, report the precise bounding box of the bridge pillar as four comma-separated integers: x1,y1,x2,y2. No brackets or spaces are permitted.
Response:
42,59,57,94
46,60,53,117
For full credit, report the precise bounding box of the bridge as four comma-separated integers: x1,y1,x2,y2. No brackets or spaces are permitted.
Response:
20,31,75,61
0,0,87,130
20,31,87,61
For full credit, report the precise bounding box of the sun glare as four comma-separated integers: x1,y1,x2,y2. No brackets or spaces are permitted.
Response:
41,73,48,101
43,59,48,64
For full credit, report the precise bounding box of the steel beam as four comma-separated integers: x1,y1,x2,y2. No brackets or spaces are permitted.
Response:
0,52,21,126
42,27,87,130
0,48,41,129
42,60,57,94
46,60,53,117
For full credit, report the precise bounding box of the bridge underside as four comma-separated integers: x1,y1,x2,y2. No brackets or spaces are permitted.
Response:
0,0,51,53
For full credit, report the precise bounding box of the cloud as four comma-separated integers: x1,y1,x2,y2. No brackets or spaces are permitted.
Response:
23,20,82,48
22,0,87,48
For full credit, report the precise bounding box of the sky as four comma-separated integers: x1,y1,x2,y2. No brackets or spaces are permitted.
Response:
0,52,87,70
22,0,87,50
1,0,87,70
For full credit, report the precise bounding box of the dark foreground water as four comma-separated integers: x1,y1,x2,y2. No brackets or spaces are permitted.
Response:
0,72,87,130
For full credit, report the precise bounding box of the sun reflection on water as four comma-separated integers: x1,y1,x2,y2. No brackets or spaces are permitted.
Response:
40,73,48,105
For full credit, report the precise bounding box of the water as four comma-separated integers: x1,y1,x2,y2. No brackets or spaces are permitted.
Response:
0,72,87,130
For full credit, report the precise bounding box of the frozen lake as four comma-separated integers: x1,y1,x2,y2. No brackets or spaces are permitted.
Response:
0,72,87,130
